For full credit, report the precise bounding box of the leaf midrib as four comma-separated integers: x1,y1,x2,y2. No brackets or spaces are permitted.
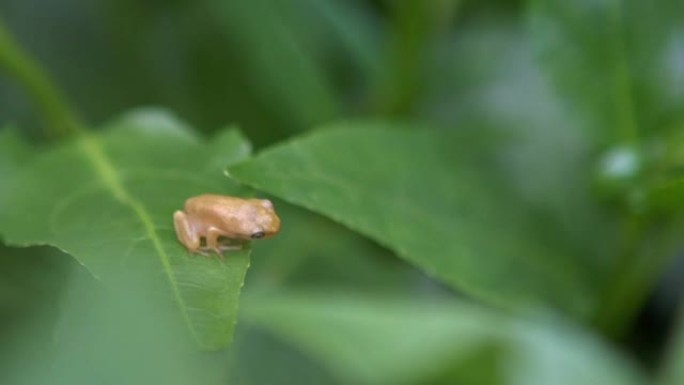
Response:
77,134,202,345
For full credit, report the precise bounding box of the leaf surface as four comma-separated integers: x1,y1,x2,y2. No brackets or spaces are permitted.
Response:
228,123,593,314
0,109,252,349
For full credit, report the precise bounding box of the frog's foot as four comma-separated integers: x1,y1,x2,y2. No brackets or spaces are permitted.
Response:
217,238,244,252
192,246,220,259
195,245,233,259
193,239,243,259
212,248,226,260
189,248,211,257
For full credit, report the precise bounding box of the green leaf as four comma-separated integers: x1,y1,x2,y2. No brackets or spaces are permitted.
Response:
247,201,417,291
228,123,593,315
0,128,33,203
4,267,225,385
528,0,681,140
300,0,383,82
0,109,252,349
241,291,645,385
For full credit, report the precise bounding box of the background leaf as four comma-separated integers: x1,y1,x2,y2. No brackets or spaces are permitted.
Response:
0,128,33,201
0,109,252,349
207,0,342,132
528,0,683,141
424,19,616,272
241,290,645,385
228,123,594,315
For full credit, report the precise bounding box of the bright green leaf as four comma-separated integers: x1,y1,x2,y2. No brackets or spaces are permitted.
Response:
0,109,252,349
228,123,593,315
241,291,645,385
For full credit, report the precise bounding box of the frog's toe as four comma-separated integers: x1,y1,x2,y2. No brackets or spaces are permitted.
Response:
218,244,243,252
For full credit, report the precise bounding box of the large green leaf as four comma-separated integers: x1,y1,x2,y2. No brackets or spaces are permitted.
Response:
0,109,252,349
528,0,681,139
241,291,645,385
228,123,593,315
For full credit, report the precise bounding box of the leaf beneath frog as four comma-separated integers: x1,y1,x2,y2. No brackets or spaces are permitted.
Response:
228,123,593,315
0,108,253,349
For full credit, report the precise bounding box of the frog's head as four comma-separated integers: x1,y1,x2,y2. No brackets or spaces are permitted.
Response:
246,199,281,240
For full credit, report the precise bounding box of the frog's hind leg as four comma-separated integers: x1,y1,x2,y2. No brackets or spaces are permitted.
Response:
174,211,200,254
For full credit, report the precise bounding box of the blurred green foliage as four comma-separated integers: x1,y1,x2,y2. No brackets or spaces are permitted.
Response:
1,0,684,384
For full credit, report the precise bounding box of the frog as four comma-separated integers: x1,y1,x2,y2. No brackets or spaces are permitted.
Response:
173,194,281,256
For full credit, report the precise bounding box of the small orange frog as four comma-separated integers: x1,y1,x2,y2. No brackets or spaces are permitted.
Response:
173,194,281,256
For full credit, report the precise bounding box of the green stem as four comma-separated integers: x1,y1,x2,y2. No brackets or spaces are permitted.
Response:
0,17,82,137
592,1,651,337
594,214,678,338
610,1,638,143
593,214,644,336
372,0,458,116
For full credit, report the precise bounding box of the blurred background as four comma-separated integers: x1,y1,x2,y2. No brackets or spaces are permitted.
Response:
1,0,684,384
0,0,528,144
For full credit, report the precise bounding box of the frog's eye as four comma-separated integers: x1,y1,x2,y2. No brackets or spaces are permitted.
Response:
251,231,265,239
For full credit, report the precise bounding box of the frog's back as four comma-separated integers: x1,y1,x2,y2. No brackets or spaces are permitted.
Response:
185,194,242,208
184,194,247,221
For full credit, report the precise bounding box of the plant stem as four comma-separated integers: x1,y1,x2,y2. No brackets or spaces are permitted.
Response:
594,216,679,339
0,17,82,138
593,214,644,337
610,1,638,143
592,1,652,338
372,0,458,116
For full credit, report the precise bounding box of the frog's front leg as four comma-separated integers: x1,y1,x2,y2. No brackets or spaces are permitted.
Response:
206,229,245,258
174,211,200,254
205,227,229,258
